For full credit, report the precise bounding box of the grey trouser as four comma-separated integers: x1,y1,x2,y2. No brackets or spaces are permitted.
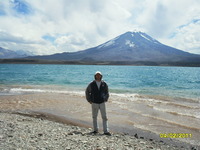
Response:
91,102,109,133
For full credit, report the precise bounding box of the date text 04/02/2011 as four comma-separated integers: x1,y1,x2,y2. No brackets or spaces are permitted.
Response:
160,133,192,138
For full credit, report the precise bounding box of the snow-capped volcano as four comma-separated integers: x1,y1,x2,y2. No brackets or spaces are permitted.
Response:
97,31,161,50
27,31,200,63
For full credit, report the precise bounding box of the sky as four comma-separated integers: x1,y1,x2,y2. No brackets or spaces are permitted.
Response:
0,0,200,55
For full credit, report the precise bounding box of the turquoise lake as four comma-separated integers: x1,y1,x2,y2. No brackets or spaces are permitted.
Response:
0,64,200,100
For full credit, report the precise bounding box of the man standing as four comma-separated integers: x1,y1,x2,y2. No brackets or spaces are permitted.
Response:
85,71,111,135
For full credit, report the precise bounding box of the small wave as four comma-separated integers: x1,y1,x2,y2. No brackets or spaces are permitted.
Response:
150,105,200,119
10,88,45,93
138,94,199,103
140,113,200,131
110,93,139,98
165,102,199,109
112,93,199,110
126,111,200,134
0,86,85,97
167,111,200,119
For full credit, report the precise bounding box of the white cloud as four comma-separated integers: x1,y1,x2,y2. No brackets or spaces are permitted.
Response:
0,0,199,55
162,19,200,54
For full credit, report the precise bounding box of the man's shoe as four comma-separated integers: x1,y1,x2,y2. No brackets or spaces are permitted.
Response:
104,132,111,136
91,131,98,134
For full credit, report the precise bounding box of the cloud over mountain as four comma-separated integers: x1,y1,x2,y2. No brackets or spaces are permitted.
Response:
0,0,199,55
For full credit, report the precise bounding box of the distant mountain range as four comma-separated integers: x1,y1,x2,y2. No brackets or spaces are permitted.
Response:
27,31,200,64
0,47,30,59
1,31,200,66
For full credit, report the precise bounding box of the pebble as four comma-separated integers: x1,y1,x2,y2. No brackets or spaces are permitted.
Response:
0,113,196,150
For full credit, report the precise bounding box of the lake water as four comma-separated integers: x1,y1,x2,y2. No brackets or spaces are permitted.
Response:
0,64,200,146
0,64,200,99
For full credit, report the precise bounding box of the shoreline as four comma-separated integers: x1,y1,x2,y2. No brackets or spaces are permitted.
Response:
1,112,198,150
0,92,199,149
1,110,199,150
1,59,200,67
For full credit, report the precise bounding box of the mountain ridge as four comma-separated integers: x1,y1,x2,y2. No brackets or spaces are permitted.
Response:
0,47,30,59
27,31,200,63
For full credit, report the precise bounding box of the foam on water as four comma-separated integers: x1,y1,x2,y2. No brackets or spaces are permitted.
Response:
0,85,85,97
10,88,45,93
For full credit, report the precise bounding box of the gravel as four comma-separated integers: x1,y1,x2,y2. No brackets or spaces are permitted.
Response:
0,112,196,150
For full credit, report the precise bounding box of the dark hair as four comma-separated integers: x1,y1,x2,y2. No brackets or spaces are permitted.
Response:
94,74,102,80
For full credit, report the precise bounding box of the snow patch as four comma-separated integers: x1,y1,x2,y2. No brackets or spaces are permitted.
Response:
153,40,160,44
140,33,160,44
140,34,152,41
125,40,135,48
98,40,115,49
97,37,119,49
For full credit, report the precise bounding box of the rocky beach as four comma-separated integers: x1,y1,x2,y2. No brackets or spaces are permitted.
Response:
0,92,199,150
0,112,191,150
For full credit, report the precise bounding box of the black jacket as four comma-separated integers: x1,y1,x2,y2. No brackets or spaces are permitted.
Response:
85,80,109,104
